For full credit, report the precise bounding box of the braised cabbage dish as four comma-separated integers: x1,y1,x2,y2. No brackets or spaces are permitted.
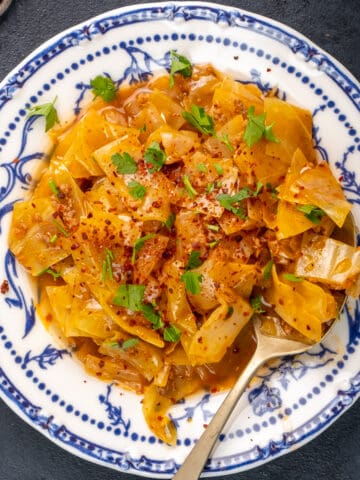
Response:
9,54,360,444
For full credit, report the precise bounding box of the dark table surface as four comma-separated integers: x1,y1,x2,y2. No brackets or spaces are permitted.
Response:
0,1,359,479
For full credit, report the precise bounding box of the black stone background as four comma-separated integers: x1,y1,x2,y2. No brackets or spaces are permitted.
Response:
0,1,359,479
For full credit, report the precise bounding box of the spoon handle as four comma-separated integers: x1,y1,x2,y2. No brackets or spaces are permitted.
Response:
173,349,266,480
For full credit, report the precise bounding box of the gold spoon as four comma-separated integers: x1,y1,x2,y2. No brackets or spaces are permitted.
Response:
173,215,357,480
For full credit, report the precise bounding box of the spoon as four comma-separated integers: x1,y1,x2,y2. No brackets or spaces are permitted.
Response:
174,215,357,480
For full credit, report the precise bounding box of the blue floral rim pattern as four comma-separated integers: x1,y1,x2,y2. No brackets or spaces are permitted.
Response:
0,2,359,476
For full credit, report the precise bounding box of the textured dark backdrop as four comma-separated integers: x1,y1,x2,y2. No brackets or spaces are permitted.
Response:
0,1,359,479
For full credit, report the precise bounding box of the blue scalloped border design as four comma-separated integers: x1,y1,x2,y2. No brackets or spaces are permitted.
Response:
0,2,359,476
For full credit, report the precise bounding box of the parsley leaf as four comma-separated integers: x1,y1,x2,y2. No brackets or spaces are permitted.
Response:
196,163,208,173
37,267,61,280
144,141,166,172
243,106,280,147
250,295,265,313
51,219,69,237
113,284,145,311
111,152,138,174
180,271,202,295
49,234,58,244
209,239,220,249
90,75,117,102
102,248,114,282
183,174,198,199
182,105,216,136
296,204,325,224
163,324,182,342
217,183,263,219
213,162,224,175
48,179,60,197
206,223,219,232
186,251,202,270
141,303,163,330
220,133,234,152
131,234,155,264
127,180,146,199
266,182,279,199
121,338,140,350
169,51,192,88
263,259,274,281
164,212,175,231
283,273,304,282
27,97,59,132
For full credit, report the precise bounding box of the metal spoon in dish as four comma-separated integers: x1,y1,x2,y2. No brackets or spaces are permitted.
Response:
173,215,357,480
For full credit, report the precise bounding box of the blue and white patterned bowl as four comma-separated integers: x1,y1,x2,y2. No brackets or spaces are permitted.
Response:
0,2,359,477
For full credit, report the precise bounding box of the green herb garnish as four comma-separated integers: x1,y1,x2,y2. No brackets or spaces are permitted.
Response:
182,105,216,136
296,204,325,224
206,224,219,232
263,259,274,281
164,212,175,231
127,180,147,199
38,267,61,280
220,133,234,151
49,234,58,244
90,75,117,102
163,324,182,342
250,295,265,313
183,174,198,199
180,271,202,295
48,179,60,197
27,97,59,132
111,152,138,174
121,338,140,350
51,219,69,237
102,248,114,282
169,51,192,88
144,141,166,172
141,303,163,330
209,239,220,249
113,284,146,311
213,162,224,175
196,163,208,173
243,106,280,147
131,234,155,264
186,251,202,270
282,273,304,282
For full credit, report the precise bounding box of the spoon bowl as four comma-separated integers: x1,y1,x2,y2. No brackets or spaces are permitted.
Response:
173,214,357,480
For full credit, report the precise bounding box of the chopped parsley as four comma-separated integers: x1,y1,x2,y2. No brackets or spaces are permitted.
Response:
164,212,175,231
220,133,234,152
48,179,60,197
51,219,69,237
186,251,202,270
263,259,274,281
206,182,215,194
206,224,219,232
163,324,182,342
141,303,163,330
282,273,304,282
250,295,265,313
127,180,147,199
90,75,117,102
113,284,146,311
49,234,58,244
183,174,198,199
213,162,224,175
243,106,280,147
121,338,140,350
131,234,155,264
144,141,166,172
102,248,114,282
27,97,59,132
38,267,61,280
296,204,325,224
111,152,138,174
180,271,202,295
209,239,220,249
266,182,279,200
182,105,216,136
169,51,192,88
196,163,208,173
217,182,263,219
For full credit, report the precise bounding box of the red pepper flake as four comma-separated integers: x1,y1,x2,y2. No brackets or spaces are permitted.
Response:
267,68,272,72
339,176,344,182
13,157,20,164
0,280,9,294
203,424,208,429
